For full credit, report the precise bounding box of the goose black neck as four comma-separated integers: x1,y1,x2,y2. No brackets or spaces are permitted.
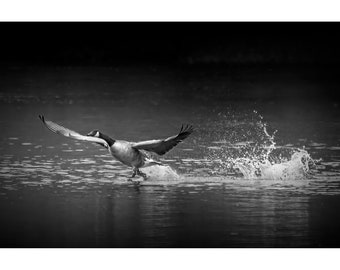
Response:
100,133,115,147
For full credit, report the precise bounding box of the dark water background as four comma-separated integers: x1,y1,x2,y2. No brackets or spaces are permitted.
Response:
1,65,340,247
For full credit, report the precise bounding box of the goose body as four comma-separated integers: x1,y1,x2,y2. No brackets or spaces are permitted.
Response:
109,140,145,168
39,115,193,180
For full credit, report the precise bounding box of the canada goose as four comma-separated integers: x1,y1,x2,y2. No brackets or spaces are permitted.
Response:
38,115,193,181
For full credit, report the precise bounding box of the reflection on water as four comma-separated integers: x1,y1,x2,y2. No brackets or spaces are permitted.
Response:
1,66,340,247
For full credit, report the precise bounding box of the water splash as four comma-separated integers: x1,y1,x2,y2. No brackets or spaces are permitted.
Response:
234,149,315,180
208,111,317,180
141,165,180,181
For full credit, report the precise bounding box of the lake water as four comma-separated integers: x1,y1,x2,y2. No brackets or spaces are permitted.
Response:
1,65,340,247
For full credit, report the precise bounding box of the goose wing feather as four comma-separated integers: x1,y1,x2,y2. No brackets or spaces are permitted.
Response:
132,124,194,155
39,115,108,148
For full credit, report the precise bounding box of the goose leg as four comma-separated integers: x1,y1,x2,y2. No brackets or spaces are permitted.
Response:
137,169,148,180
131,168,137,178
128,167,139,182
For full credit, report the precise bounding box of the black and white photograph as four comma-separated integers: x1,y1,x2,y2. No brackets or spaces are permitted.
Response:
1,19,340,254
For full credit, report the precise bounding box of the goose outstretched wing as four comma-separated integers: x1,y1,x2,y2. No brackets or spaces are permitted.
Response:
131,124,194,155
38,115,108,148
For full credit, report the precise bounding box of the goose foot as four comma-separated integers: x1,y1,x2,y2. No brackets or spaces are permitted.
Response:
127,177,141,184
129,168,147,181
137,170,148,180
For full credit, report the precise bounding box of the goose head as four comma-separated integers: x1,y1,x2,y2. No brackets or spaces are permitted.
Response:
87,130,101,138
87,130,115,147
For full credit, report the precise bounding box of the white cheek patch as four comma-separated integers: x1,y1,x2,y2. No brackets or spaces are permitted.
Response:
95,131,100,137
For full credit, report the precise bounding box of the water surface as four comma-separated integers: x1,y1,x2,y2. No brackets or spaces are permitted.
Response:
1,65,340,247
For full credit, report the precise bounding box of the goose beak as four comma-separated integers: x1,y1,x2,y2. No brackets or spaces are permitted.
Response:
87,130,96,137
87,130,100,137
